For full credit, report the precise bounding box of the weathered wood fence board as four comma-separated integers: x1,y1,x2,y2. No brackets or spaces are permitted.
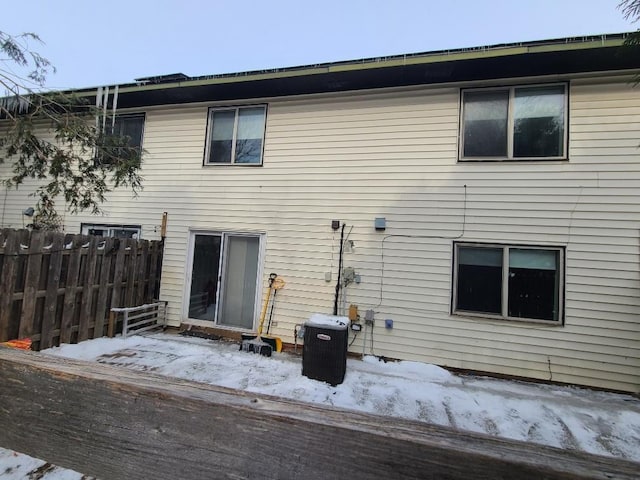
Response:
0,229,163,349
78,236,98,342
19,231,45,339
0,231,19,340
60,234,82,344
94,236,114,338
41,234,63,350
0,348,637,480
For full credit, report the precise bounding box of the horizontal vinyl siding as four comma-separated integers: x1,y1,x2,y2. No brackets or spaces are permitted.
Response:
2,77,639,392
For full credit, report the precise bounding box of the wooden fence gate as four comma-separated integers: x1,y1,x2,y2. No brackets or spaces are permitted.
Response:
0,228,163,350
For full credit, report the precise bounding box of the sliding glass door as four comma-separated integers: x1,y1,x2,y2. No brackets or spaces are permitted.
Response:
186,232,261,329
218,235,260,328
188,234,221,321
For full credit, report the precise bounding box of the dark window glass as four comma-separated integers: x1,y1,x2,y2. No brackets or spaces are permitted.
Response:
188,234,222,320
463,90,508,157
111,115,145,149
112,229,138,239
456,247,502,315
513,86,565,158
84,224,140,238
508,249,559,321
98,114,144,165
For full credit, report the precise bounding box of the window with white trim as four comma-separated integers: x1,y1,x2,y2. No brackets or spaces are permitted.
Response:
453,243,563,323
81,223,141,239
97,113,145,165
460,84,567,161
204,105,266,165
108,114,145,150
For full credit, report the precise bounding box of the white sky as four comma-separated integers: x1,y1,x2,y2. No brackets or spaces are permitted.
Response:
1,0,636,89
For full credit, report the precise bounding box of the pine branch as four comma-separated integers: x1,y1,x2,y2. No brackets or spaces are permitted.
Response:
0,29,143,219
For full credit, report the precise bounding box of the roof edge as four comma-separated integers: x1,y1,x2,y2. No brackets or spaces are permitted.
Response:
75,32,634,95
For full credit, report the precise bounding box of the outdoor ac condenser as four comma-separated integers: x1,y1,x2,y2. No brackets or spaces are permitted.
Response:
302,314,349,386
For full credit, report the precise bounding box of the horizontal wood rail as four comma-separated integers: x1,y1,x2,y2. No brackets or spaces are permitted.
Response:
109,301,167,338
0,348,637,480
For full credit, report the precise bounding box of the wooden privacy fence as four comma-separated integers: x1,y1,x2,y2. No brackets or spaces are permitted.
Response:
0,228,163,350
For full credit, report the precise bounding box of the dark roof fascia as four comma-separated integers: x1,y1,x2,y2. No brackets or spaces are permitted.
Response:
78,37,640,110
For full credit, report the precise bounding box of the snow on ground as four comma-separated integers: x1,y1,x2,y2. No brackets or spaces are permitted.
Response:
39,333,640,462
0,447,93,479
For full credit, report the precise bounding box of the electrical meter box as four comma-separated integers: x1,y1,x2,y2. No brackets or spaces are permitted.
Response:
302,314,349,386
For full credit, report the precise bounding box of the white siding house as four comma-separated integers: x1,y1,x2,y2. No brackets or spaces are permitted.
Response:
2,34,639,393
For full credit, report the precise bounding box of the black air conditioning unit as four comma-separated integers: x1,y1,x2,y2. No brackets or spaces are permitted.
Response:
302,315,349,386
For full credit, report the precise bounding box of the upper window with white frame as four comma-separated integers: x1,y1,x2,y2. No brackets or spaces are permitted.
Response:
452,243,564,323
460,84,567,161
107,114,145,151
96,113,145,165
204,105,266,165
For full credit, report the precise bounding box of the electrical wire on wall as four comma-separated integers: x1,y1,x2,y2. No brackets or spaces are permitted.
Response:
333,223,346,315
369,324,375,356
331,222,356,317
326,222,360,345
368,184,468,314
340,225,354,317
330,228,336,274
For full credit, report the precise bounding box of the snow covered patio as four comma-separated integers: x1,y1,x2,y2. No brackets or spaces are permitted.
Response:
43,331,640,463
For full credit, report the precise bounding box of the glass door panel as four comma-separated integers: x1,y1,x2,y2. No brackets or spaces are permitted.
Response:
218,235,259,328
187,234,221,321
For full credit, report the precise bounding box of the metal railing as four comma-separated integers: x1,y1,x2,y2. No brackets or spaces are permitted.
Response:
110,301,168,339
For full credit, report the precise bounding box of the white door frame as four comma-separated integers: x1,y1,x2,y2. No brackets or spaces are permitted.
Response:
183,229,265,330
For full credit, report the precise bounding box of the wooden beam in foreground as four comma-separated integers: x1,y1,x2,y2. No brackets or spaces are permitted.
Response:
0,347,637,480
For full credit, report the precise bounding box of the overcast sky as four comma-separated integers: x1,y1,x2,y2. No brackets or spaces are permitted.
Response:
2,0,636,90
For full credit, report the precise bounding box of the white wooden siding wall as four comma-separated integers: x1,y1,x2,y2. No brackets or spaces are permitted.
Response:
0,125,56,229
1,76,638,393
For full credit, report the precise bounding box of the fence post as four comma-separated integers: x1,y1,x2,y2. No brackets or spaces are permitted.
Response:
108,310,116,338
122,311,129,339
148,242,161,302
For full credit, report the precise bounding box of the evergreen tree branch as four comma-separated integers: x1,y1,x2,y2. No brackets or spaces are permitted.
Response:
0,29,143,226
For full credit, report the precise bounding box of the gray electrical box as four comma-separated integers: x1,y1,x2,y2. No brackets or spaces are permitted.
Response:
375,217,386,231
343,267,355,283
